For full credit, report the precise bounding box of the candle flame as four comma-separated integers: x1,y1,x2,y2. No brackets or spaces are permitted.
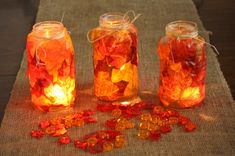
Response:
45,30,50,38
181,87,200,100
43,78,75,106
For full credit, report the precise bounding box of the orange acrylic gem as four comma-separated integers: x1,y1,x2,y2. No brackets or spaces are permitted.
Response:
115,135,126,148
125,121,135,129
115,123,126,131
140,113,152,121
139,121,150,130
50,118,62,125
152,105,164,114
87,136,98,147
72,119,85,127
137,130,150,140
103,141,114,152
45,126,56,135
151,115,160,124
148,123,158,132
64,119,73,129
168,117,179,125
53,127,67,137
111,108,122,118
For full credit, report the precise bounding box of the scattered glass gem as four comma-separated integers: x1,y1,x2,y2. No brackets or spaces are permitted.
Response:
103,141,114,152
184,122,197,132
106,130,121,140
50,118,62,125
148,123,158,132
115,135,125,142
72,119,85,126
160,125,172,134
168,117,179,125
74,140,88,150
125,121,135,129
105,118,117,129
59,136,71,145
166,109,179,117
115,123,126,131
83,109,96,116
152,105,164,114
178,115,190,126
115,135,126,148
139,121,150,130
64,119,73,128
117,117,128,125
97,131,108,139
141,113,152,121
30,102,198,154
150,131,161,141
84,117,97,124
137,130,150,140
31,130,44,139
111,108,122,117
151,115,160,124
39,120,51,129
53,126,67,137
87,136,98,147
45,126,56,135
97,103,115,112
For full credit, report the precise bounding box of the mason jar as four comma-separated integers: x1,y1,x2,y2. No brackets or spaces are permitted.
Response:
157,21,206,108
26,21,76,111
90,12,138,103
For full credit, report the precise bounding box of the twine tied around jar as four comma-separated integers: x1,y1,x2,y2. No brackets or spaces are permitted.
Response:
193,36,220,55
87,10,141,43
170,35,220,65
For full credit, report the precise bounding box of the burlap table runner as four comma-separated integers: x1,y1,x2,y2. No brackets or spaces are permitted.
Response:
0,0,235,155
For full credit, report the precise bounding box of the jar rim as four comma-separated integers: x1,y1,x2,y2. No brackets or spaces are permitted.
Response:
165,20,198,39
32,21,65,39
99,12,130,29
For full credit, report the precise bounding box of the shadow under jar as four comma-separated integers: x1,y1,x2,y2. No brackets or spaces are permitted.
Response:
91,12,138,103
26,21,76,112
157,21,206,108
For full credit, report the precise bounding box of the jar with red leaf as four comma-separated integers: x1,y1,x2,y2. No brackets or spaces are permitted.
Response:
26,21,76,111
157,21,206,108
90,12,138,103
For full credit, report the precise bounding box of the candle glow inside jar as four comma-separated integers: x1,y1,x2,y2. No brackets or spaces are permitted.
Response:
157,21,206,108
91,12,138,103
26,21,76,111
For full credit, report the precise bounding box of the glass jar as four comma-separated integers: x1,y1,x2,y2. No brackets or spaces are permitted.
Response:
157,21,206,108
90,12,138,103
26,21,76,111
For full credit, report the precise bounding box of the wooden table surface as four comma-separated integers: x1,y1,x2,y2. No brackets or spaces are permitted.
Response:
0,0,234,124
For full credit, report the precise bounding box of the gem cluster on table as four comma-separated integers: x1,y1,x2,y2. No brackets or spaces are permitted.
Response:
31,101,197,154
